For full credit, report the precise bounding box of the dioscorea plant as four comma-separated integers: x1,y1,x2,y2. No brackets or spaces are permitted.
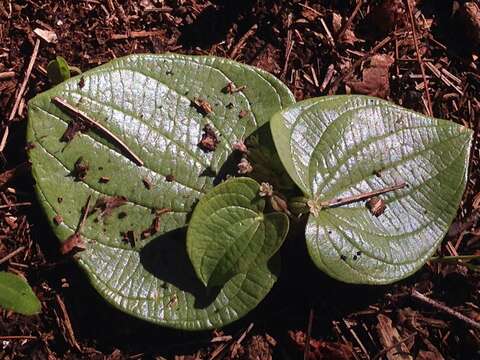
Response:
27,54,472,330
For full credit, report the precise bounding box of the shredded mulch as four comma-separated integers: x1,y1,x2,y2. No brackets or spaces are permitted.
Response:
1,0,480,359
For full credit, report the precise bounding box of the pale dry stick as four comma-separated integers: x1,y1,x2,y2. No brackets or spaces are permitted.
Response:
55,294,82,351
411,289,480,331
320,182,407,209
51,96,144,166
320,17,335,47
405,0,433,116
343,318,370,359
0,71,15,80
372,332,417,360
0,39,41,153
8,39,40,122
0,246,25,265
0,201,31,209
336,0,363,41
0,335,37,340
229,24,258,59
111,30,166,40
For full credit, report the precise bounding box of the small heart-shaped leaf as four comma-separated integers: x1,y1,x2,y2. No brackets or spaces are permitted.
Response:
271,96,472,284
28,54,294,329
0,272,41,315
187,177,289,287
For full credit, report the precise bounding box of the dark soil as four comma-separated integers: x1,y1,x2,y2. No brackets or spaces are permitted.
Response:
1,0,480,359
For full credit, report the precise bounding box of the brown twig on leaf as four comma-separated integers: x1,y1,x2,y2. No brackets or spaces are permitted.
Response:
51,96,144,166
321,182,407,209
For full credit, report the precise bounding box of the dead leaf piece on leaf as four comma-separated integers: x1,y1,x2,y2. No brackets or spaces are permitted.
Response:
141,208,171,239
91,196,127,219
288,330,354,360
53,215,63,225
198,124,219,152
239,109,248,118
376,314,413,360
61,120,89,143
367,196,386,216
60,233,86,255
192,98,213,115
72,157,89,181
347,54,394,98
222,82,246,94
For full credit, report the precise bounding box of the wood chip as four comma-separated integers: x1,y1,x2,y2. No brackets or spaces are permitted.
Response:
34,28,58,43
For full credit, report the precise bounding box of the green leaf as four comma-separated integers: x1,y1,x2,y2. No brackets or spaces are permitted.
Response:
27,54,294,329
0,272,41,315
271,96,472,284
187,177,289,287
47,56,71,85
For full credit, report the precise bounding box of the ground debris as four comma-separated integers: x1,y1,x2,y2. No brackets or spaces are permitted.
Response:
72,157,89,181
376,314,413,360
288,330,354,360
90,195,127,219
347,54,394,98
192,98,213,115
198,124,219,152
61,119,90,143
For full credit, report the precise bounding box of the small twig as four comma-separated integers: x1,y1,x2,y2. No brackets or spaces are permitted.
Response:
320,17,335,47
0,39,40,153
111,30,165,40
0,246,26,265
372,332,417,360
336,0,363,41
321,182,407,209
8,38,40,122
405,0,432,116
411,289,480,331
304,308,314,360
0,201,32,210
76,195,92,233
55,294,82,352
0,335,37,341
51,96,144,166
229,24,258,59
0,71,15,80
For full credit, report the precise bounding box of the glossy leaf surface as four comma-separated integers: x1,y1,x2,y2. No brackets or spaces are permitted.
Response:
271,96,472,284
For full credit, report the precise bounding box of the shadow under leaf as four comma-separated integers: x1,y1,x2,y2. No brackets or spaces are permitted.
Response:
139,228,220,309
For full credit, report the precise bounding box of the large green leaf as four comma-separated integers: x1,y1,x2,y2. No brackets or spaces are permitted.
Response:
271,96,472,284
0,272,41,315
27,54,295,329
187,177,289,287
